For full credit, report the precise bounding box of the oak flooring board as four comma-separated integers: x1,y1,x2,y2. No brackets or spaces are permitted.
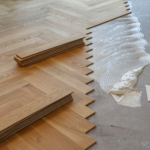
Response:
28,66,94,105
3,134,36,150
45,16,88,35
84,39,92,46
44,50,93,75
0,22,44,39
41,59,94,84
72,91,95,106
20,84,46,100
69,47,93,59
0,79,28,97
43,115,96,149
88,11,131,29
0,63,35,81
0,37,44,55
0,70,30,88
79,46,93,52
37,61,94,94
23,75,59,95
48,5,90,27
17,94,35,106
0,88,25,106
17,126,60,150
64,101,95,119
38,28,64,42
0,10,49,29
0,25,44,45
31,120,84,150
44,106,96,133
0,99,23,119
32,66,94,105
43,19,78,37
0,142,9,150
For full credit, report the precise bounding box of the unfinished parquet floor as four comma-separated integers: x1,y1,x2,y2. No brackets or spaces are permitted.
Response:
0,0,131,149
0,46,96,149
0,0,131,69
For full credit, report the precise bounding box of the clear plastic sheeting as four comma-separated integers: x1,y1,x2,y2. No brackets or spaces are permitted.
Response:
145,85,150,102
88,7,150,107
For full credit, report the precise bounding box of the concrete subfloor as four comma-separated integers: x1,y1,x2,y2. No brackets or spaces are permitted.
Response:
87,1,150,150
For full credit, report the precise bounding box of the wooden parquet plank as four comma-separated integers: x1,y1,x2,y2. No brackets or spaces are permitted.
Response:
37,61,94,94
28,66,94,105
23,75,59,95
72,91,95,106
20,84,46,100
0,100,23,119
0,142,9,150
3,134,35,150
30,66,95,105
0,88,24,106
31,120,84,150
43,115,96,149
64,101,95,118
17,94,35,106
0,79,28,97
43,59,94,84
43,50,93,75
44,106,95,133
17,126,59,150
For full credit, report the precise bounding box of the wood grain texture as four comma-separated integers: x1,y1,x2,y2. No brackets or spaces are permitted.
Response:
14,34,85,66
0,0,131,149
0,0,130,68
0,40,95,150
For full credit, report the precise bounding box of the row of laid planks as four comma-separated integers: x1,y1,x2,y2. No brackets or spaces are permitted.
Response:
0,0,131,69
0,0,131,149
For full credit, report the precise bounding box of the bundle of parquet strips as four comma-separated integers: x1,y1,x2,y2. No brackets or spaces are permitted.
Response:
0,87,73,142
14,34,85,66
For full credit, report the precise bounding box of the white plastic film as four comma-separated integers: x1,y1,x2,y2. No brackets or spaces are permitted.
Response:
88,2,150,107
145,85,150,102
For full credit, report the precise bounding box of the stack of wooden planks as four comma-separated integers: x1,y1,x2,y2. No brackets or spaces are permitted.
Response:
0,87,73,141
14,34,85,66
0,0,131,149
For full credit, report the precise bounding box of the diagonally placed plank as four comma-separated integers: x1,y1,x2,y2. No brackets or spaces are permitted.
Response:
41,49,93,75
37,61,94,94
2,134,36,150
28,66,95,106
44,106,95,133
31,120,84,150
17,126,60,150
43,115,96,149
64,101,95,119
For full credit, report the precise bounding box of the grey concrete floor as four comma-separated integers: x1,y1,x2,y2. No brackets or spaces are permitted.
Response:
87,1,150,150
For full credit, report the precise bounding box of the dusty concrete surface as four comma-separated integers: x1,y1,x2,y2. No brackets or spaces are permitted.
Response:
87,1,150,150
